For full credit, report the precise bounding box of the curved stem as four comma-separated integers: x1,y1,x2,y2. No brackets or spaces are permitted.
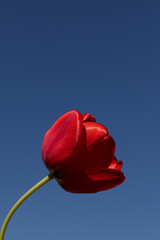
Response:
0,173,54,240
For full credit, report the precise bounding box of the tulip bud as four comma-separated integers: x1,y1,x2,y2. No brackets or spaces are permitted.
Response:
42,110,125,193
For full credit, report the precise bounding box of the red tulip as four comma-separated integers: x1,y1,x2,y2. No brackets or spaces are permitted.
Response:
42,110,125,193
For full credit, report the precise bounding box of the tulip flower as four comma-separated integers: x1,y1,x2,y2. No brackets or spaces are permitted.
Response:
42,110,125,193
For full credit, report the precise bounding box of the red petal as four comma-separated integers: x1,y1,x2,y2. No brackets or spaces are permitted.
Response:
85,135,115,171
108,157,123,170
57,168,125,193
83,122,108,149
87,168,125,181
115,160,123,170
108,157,118,169
41,110,83,170
82,113,96,122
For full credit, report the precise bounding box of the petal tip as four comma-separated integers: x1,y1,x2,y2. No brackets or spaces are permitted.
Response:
82,113,96,122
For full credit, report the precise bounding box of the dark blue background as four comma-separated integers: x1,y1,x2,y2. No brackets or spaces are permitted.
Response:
0,1,160,239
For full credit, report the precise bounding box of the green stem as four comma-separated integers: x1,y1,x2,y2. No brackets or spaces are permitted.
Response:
0,173,54,240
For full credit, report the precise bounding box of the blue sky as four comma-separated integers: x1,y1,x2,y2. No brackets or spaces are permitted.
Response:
0,0,160,239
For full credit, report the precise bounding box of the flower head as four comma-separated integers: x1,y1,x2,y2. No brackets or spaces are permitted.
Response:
42,110,125,193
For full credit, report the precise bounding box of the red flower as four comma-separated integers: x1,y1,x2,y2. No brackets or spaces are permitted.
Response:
42,110,125,193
